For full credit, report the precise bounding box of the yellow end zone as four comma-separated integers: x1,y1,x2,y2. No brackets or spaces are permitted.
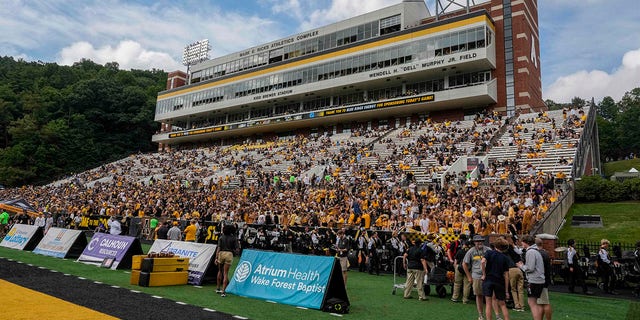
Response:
0,279,118,320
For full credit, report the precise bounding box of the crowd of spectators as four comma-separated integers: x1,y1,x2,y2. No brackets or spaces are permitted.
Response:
0,107,587,244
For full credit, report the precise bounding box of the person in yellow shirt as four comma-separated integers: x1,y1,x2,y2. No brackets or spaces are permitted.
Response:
361,211,371,229
183,219,198,242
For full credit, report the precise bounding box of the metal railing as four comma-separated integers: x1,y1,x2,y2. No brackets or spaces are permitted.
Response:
530,182,574,235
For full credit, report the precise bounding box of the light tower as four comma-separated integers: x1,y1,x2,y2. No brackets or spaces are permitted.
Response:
182,39,211,84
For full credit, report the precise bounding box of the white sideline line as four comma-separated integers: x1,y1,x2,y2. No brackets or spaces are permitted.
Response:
64,274,71,276
123,271,131,274
50,270,58,273
193,285,203,288
203,308,216,312
94,281,103,284
77,277,86,280
27,264,33,266
38,267,46,269
266,300,277,304
111,285,120,289
176,301,186,305
296,306,308,310
330,313,343,317
233,316,248,320
130,290,141,293
152,295,163,299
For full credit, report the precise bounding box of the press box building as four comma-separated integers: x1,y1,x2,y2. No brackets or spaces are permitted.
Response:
153,0,543,148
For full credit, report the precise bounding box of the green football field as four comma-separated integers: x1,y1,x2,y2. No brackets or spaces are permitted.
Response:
0,246,636,320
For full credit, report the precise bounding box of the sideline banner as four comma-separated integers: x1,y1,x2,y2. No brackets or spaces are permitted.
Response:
33,228,87,259
77,233,143,269
0,224,42,250
148,240,217,285
226,249,348,310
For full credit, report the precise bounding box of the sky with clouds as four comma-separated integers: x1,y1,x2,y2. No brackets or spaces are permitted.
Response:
1,0,639,103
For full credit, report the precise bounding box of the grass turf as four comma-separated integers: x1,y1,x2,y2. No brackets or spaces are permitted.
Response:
557,202,640,244
603,159,640,177
0,246,631,320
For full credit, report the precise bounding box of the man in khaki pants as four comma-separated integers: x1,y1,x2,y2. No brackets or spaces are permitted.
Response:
451,240,471,303
403,238,429,301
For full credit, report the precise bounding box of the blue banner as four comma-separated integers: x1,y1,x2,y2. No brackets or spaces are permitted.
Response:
226,249,335,309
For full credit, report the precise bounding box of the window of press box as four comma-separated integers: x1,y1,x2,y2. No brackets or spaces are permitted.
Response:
380,14,401,35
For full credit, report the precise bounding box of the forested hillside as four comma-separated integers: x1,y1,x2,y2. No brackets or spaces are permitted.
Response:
0,57,166,186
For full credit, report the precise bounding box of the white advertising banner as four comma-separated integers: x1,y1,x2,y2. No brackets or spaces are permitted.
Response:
0,224,39,250
148,240,217,285
33,228,84,258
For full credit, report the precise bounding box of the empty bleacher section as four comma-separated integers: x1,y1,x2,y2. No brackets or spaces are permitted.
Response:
0,107,594,240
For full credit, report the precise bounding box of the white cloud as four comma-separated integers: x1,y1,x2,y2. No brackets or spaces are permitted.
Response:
298,0,399,31
545,48,640,103
0,1,285,71
58,40,182,71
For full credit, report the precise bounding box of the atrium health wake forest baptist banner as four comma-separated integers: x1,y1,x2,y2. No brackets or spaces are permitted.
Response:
226,249,349,310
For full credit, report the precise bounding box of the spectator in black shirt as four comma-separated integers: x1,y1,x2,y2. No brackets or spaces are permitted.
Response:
156,221,169,240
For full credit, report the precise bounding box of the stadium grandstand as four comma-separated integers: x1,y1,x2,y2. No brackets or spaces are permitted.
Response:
0,0,601,244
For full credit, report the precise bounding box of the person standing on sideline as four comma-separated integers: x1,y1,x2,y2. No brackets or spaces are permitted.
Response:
534,237,553,320
504,236,525,312
451,239,471,303
34,213,46,231
566,239,592,295
368,231,382,275
517,235,545,320
108,216,122,235
183,219,198,242
149,217,158,240
464,235,488,320
167,221,182,240
336,229,350,286
215,224,239,297
156,221,169,240
0,210,9,238
356,231,368,272
481,237,511,320
403,238,429,301
598,239,618,294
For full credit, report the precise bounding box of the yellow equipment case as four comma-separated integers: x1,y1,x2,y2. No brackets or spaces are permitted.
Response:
141,257,190,272
138,271,189,287
130,270,141,285
131,255,147,270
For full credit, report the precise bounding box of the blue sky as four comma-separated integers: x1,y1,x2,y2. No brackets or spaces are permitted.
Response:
1,0,639,102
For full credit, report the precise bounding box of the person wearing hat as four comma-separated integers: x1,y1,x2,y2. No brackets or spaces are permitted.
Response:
403,238,429,301
463,235,488,320
597,239,618,294
566,239,592,295
167,221,182,241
